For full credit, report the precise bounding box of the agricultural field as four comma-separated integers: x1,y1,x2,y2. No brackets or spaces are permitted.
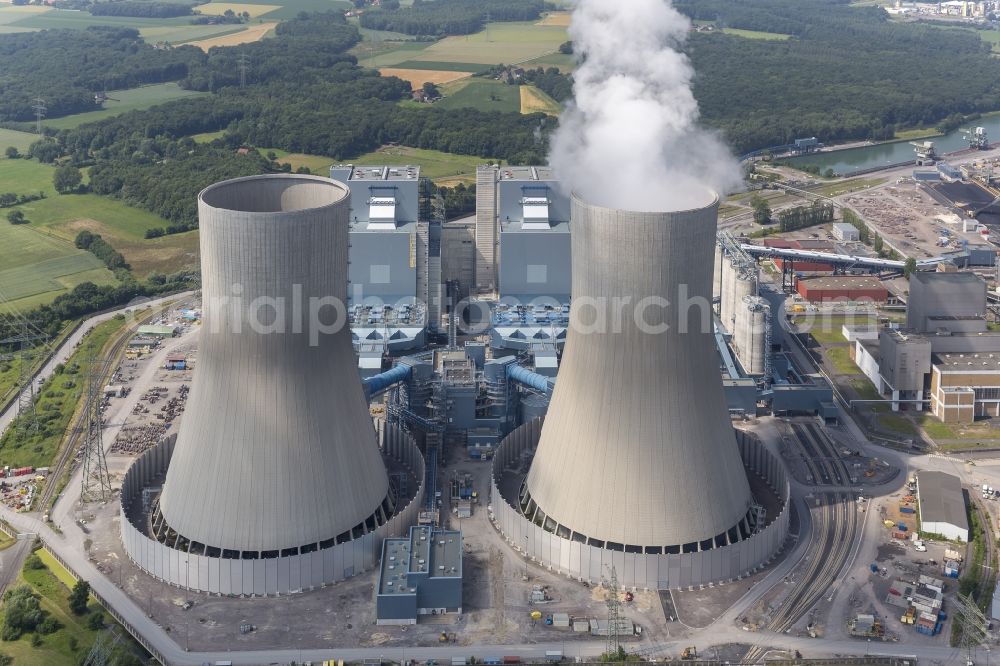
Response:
191,130,228,143
434,79,521,114
537,11,571,27
0,4,48,34
0,129,39,157
0,156,56,195
15,193,200,278
722,27,792,40
188,21,277,50
43,84,208,130
139,22,248,45
360,20,567,69
520,85,561,115
522,52,575,72
193,2,282,18
380,67,471,88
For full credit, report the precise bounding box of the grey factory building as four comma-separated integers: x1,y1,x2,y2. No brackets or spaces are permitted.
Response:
854,271,1000,419
330,164,440,357
491,194,789,589
120,175,425,595
376,526,463,625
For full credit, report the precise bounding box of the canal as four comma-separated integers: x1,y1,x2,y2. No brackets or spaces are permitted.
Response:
782,114,1000,176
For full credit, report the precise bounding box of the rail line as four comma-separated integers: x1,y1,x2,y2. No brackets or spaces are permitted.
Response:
39,306,173,512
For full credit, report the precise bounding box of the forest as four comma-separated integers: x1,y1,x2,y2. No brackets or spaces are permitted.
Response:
0,27,204,121
359,0,543,36
676,0,1000,153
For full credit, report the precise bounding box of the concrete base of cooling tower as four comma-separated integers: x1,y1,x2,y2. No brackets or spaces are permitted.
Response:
489,420,790,590
120,425,424,596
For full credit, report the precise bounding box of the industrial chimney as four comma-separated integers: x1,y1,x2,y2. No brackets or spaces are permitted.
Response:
157,174,394,556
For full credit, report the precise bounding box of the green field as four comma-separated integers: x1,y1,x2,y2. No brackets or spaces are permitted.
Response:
0,316,127,469
139,23,248,45
43,84,208,130
15,192,199,278
522,52,575,72
809,177,886,198
434,79,521,114
191,129,228,143
396,60,489,73
826,346,861,375
360,20,567,69
2,549,106,666
264,148,335,174
0,157,57,195
0,129,38,156
722,27,792,40
6,9,186,31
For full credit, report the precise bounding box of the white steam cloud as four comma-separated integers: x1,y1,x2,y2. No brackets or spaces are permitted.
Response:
549,0,742,212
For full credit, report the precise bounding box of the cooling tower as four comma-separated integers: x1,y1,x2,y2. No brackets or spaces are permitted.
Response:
521,192,755,550
158,174,393,555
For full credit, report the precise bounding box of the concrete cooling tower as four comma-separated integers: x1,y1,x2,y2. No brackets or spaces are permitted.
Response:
120,175,425,596
490,192,790,589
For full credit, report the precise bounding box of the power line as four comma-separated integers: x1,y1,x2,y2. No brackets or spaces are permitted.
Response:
31,97,46,135
0,323,46,445
80,357,112,504
604,565,622,656
237,53,250,89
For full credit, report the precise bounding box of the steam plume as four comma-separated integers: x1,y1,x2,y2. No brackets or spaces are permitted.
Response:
549,0,742,211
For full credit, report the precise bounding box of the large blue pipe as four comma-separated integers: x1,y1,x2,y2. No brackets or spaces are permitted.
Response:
363,363,412,399
507,363,553,394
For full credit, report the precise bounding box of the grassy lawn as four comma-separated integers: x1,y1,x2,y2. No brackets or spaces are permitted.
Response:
435,79,521,113
520,85,561,115
826,346,861,375
722,27,791,40
894,127,944,141
0,129,38,156
848,377,882,401
347,145,486,184
5,549,102,665
0,316,128,469
262,148,335,174
875,412,917,436
191,129,228,143
811,328,847,344
0,157,57,194
809,177,886,198
43,83,208,130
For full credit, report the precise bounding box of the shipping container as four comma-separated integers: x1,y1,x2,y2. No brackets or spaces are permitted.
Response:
900,506,915,514
503,658,521,664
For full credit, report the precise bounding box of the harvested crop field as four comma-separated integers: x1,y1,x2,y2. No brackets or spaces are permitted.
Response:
520,85,560,115
537,11,571,26
190,21,276,51
379,68,471,87
192,2,281,18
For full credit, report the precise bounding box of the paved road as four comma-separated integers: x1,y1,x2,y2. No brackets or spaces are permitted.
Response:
0,291,195,437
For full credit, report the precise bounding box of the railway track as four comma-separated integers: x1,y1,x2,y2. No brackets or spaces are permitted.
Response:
742,423,861,664
39,306,172,513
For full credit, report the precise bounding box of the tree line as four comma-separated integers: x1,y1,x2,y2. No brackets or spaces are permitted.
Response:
0,27,204,121
360,0,544,37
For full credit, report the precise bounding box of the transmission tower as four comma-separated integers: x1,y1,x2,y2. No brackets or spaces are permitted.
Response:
82,629,120,666
0,322,46,444
80,358,112,503
604,565,622,656
955,592,989,666
31,98,46,134
237,53,250,88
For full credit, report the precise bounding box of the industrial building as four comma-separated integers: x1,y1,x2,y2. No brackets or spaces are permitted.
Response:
120,175,426,595
376,525,462,625
832,222,860,242
329,164,440,357
916,471,969,542
852,272,1000,421
491,193,789,589
795,276,889,303
136,324,176,338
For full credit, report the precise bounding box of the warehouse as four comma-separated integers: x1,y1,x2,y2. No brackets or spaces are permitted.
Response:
796,276,889,303
135,324,176,338
832,222,860,242
916,471,969,542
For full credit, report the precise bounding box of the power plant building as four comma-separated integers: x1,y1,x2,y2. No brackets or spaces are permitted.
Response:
492,194,789,589
376,526,463,625
330,164,439,355
120,175,426,595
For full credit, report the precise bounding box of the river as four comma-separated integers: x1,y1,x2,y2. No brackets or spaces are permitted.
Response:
782,114,1000,176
